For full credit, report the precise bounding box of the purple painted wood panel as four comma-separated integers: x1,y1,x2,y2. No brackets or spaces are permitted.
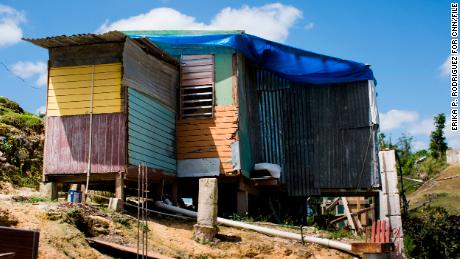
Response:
44,113,126,175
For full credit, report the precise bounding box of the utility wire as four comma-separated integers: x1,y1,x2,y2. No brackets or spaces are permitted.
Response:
0,61,43,90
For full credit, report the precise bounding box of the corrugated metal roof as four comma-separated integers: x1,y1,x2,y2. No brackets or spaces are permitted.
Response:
23,31,179,66
23,31,126,48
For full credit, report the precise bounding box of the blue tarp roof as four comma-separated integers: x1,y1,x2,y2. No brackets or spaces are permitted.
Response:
127,32,375,85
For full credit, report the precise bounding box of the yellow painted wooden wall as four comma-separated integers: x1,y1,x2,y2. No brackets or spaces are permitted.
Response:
47,63,122,116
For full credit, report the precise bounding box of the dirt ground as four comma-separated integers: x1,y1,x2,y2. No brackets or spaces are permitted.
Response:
0,183,354,259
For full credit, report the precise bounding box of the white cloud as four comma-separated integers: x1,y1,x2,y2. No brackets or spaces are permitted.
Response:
379,109,418,131
440,56,451,77
97,3,303,42
11,61,47,87
0,4,25,47
408,118,434,136
304,22,314,30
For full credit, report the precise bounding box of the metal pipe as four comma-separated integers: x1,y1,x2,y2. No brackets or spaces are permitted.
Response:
85,64,95,197
154,201,352,252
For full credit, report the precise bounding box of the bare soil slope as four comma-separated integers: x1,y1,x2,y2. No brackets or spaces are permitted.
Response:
408,165,460,214
0,184,354,259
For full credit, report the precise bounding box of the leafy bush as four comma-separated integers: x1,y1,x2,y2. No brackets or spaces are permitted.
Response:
0,112,43,132
0,96,23,114
403,206,460,258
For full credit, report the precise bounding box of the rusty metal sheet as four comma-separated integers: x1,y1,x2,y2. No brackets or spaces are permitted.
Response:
44,113,126,175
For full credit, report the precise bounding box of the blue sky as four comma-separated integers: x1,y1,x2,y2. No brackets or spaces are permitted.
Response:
0,0,455,150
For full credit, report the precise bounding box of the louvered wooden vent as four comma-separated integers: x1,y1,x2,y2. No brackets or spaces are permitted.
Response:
180,55,214,118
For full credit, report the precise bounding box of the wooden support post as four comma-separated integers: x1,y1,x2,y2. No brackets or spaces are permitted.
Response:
171,183,178,204
341,197,357,235
40,182,58,201
237,191,249,216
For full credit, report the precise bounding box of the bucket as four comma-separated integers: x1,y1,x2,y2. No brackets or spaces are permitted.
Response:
68,190,81,203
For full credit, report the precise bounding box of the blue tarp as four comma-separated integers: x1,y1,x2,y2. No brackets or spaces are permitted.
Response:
128,32,375,85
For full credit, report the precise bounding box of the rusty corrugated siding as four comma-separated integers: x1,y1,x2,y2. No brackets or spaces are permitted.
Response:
44,113,126,175
250,64,378,196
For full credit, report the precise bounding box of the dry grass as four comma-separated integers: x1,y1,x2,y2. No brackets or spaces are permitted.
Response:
408,165,460,214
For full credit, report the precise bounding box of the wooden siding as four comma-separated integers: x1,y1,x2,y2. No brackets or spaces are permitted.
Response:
47,63,122,116
215,54,234,105
44,113,126,175
127,88,176,173
176,106,238,173
122,38,179,109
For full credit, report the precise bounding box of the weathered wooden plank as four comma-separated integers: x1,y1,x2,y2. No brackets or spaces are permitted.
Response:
49,78,121,90
181,65,213,73
47,98,122,110
181,54,213,60
181,78,213,86
49,63,121,76
177,139,234,147
177,123,237,131
49,84,120,95
128,88,176,173
49,71,121,83
48,92,122,103
129,108,175,133
128,116,175,142
128,142,175,165
181,71,213,80
177,152,232,160
47,106,122,116
128,150,176,172
178,146,231,154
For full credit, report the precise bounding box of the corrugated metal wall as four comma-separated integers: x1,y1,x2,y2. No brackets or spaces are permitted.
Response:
249,65,379,196
127,88,176,172
44,114,126,175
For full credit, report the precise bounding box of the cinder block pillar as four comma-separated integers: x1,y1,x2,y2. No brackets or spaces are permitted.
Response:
237,191,248,216
193,178,218,243
40,182,58,200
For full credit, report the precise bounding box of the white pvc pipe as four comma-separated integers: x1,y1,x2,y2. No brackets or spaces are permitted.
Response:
154,201,352,252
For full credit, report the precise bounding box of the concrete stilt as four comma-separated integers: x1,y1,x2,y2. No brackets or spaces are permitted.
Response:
114,173,124,210
193,178,218,243
40,182,58,200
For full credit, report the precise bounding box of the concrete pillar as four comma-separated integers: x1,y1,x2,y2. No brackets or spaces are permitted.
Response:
115,173,124,199
115,173,124,210
237,191,248,216
40,182,58,200
193,178,218,243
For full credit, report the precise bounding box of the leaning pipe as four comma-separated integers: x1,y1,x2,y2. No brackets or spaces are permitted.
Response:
154,201,352,252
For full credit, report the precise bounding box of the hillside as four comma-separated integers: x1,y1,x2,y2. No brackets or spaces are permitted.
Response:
0,96,44,187
407,165,460,215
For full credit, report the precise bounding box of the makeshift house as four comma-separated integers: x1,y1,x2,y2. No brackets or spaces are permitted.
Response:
26,30,380,206
25,32,180,196
124,30,380,197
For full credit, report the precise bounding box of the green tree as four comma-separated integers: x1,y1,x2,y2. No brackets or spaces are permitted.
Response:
378,132,396,150
397,134,415,175
429,113,448,159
